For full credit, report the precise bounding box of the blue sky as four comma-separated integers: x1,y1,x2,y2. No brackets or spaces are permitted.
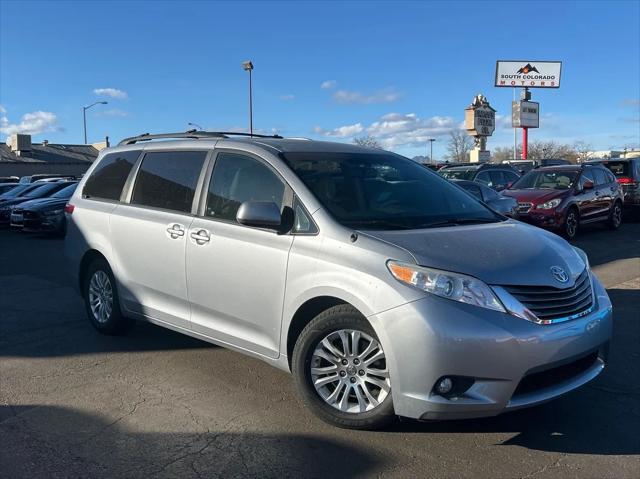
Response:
1,0,639,159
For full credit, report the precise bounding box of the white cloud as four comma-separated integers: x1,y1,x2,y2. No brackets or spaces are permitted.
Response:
0,104,6,114
315,112,460,148
333,88,401,105
320,80,337,89
93,88,128,99
1,109,61,135
280,94,295,101
314,123,364,138
94,108,128,117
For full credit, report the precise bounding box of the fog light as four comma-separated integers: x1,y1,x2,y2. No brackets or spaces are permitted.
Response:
436,377,453,395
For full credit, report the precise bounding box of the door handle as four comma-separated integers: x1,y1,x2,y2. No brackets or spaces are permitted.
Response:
166,223,185,239
190,229,211,245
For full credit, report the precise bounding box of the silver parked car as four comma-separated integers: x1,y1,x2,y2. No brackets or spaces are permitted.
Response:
65,131,613,429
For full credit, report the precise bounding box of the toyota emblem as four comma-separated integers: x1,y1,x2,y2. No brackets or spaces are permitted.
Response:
550,266,569,283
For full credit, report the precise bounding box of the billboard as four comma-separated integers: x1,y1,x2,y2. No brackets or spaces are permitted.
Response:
465,104,496,136
512,100,540,128
495,61,562,88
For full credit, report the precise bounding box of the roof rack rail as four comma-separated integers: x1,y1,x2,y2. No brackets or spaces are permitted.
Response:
118,130,283,146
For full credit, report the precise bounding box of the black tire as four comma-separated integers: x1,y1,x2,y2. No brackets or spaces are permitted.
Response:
292,305,395,430
608,201,623,230
83,257,133,335
563,207,579,240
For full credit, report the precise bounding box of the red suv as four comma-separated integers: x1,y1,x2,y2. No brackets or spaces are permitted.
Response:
503,165,624,239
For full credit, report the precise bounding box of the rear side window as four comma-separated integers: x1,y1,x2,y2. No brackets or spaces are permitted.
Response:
593,168,608,186
579,169,594,188
83,150,140,201
475,171,491,186
131,151,207,213
461,183,482,200
206,153,285,222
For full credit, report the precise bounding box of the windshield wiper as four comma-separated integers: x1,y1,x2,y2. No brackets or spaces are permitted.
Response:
421,218,500,228
343,219,410,230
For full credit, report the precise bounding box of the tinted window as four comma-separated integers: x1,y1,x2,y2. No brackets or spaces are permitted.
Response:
489,171,506,188
482,185,500,200
0,184,32,198
475,171,491,186
513,170,577,190
206,153,285,222
84,150,140,201
459,183,482,200
292,197,318,234
604,161,630,177
51,183,78,199
24,182,68,198
503,171,520,184
593,168,608,186
579,169,594,188
131,151,207,213
440,168,476,181
281,152,501,230
605,170,616,183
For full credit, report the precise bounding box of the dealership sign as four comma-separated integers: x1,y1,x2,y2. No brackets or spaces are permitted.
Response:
465,104,496,136
495,61,562,88
512,100,540,128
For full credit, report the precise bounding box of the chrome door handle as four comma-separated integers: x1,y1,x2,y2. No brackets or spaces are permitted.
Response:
190,229,211,245
166,223,185,239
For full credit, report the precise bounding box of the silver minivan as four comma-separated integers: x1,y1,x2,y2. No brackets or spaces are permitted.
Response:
65,131,612,429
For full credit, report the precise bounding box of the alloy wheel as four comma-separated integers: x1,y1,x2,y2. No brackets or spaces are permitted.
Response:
88,270,113,324
566,211,578,238
310,329,390,413
613,204,622,227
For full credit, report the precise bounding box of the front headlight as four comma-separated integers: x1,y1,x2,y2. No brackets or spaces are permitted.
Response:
536,198,562,209
43,209,63,216
387,261,506,312
572,246,590,270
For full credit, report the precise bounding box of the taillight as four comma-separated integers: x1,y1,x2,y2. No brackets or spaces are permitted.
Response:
64,203,75,214
617,177,636,185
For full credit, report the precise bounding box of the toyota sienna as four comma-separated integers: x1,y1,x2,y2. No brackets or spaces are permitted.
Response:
65,131,613,429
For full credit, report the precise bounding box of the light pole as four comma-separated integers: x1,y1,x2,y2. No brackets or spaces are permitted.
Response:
188,122,203,130
428,138,436,164
83,101,108,144
242,60,254,136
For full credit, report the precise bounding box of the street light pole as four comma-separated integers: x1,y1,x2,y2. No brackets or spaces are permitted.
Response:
83,101,108,144
429,138,436,164
242,60,254,136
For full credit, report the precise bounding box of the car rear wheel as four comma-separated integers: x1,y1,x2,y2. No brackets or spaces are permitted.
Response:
292,305,395,430
83,258,133,335
608,201,622,230
563,207,579,240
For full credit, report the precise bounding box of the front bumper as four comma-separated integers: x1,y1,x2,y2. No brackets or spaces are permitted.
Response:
369,273,612,420
517,209,564,230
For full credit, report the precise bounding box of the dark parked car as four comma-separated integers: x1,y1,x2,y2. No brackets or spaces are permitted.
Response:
585,158,640,218
439,163,520,191
0,183,21,195
452,180,518,218
10,182,78,235
503,165,624,239
0,181,75,228
18,174,76,184
0,182,47,202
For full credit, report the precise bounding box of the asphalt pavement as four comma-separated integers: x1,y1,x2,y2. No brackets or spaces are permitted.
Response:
1,222,639,478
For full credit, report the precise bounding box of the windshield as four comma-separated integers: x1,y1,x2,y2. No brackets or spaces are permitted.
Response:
0,184,32,198
512,170,578,190
24,183,61,198
439,168,476,180
51,183,78,199
281,152,502,230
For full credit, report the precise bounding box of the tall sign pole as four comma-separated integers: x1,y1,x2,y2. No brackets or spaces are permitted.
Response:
465,94,496,163
495,60,562,160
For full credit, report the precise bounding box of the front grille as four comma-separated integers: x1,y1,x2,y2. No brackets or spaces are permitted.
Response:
513,351,599,397
517,202,532,213
503,269,593,321
23,211,40,220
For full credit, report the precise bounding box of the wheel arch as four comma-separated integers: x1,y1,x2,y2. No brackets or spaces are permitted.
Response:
78,249,109,297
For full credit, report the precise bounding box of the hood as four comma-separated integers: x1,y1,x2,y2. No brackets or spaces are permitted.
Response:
15,197,67,211
363,220,586,287
502,189,570,204
0,197,33,208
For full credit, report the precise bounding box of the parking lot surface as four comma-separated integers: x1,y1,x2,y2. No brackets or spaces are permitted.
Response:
1,223,639,478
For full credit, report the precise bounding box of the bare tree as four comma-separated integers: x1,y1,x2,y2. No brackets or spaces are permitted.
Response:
353,136,382,149
445,130,473,162
492,145,521,162
573,140,593,162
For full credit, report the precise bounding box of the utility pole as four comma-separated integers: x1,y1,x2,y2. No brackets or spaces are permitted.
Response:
83,101,108,144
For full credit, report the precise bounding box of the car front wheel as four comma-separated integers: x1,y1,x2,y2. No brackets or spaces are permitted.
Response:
292,305,395,429
608,201,622,230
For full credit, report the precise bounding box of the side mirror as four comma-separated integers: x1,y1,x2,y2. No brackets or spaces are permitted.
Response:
506,181,514,189
583,180,594,190
236,201,282,229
